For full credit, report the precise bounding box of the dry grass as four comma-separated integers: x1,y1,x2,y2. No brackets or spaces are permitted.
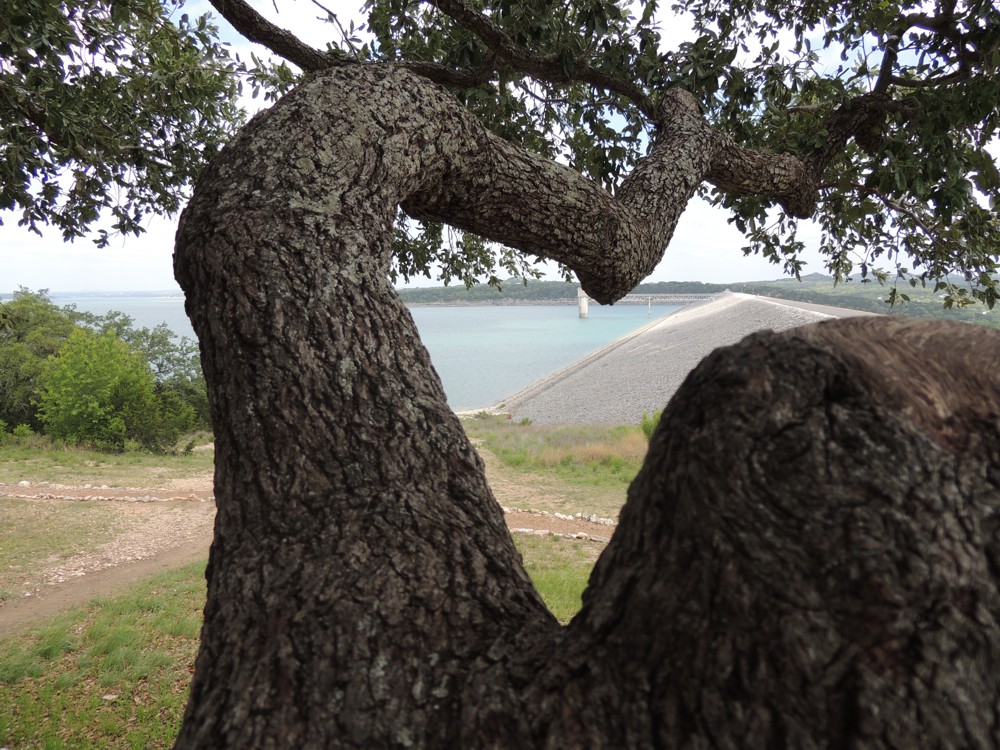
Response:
0,438,214,487
0,499,122,601
464,415,649,518
534,430,649,467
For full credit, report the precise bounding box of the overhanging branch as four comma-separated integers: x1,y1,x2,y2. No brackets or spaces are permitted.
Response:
209,0,497,89
209,0,338,72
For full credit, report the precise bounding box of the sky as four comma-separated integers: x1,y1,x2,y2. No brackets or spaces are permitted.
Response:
2,0,836,293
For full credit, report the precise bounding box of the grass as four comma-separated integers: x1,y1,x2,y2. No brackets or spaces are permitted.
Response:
0,438,214,486
0,562,206,750
464,415,647,484
0,537,593,748
0,423,619,746
0,499,122,599
463,414,648,517
514,534,601,623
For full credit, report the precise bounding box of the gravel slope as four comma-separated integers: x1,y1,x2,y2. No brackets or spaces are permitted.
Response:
501,292,873,425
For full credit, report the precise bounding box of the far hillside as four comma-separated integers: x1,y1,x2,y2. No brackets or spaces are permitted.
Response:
733,272,999,329
396,279,731,304
397,275,999,329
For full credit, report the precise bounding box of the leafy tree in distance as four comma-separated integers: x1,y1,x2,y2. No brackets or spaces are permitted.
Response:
0,289,208,446
5,0,1000,746
0,288,78,430
35,328,173,451
75,309,211,427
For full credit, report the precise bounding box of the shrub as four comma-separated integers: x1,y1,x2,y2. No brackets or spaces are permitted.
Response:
36,330,168,452
640,410,662,442
12,423,33,438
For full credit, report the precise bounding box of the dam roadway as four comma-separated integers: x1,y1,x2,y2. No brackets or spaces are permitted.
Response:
499,291,874,425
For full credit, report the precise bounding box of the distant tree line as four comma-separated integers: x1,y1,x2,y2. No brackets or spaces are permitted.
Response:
0,289,209,452
396,276,998,329
396,278,732,304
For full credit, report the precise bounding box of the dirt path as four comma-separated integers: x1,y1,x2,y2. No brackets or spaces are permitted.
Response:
0,535,211,632
0,450,615,632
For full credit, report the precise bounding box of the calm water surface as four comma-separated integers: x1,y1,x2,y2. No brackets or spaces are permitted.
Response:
52,294,679,410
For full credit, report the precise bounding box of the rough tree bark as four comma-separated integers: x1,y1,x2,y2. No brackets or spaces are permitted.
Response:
173,63,1000,747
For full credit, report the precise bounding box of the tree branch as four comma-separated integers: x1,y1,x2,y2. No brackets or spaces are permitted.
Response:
872,33,901,94
425,0,656,117
209,0,497,89
886,67,969,88
208,0,339,72
209,0,825,224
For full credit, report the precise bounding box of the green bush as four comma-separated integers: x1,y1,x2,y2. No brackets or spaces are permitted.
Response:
640,410,662,442
1,289,211,449
0,289,78,431
11,423,33,438
36,330,171,452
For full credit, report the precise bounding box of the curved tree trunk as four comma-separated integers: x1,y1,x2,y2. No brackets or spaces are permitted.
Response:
173,63,1000,747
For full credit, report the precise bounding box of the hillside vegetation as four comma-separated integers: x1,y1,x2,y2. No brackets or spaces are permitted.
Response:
0,289,209,452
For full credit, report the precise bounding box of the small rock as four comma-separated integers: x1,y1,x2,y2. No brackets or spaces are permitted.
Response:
102,693,119,701
17,480,30,487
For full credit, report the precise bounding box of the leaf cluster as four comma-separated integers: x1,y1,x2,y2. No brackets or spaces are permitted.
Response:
0,0,242,243
674,0,1000,303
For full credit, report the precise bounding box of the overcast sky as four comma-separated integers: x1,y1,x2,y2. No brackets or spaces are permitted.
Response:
0,0,836,293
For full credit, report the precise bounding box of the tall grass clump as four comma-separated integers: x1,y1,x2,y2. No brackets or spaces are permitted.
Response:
640,409,662,442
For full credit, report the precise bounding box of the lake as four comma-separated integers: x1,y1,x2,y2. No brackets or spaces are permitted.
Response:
51,294,680,411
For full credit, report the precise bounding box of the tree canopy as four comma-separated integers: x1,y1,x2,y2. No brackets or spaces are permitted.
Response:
0,289,208,450
3,0,998,299
0,0,241,244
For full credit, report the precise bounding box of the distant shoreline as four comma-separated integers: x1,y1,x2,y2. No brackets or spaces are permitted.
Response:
15,291,666,309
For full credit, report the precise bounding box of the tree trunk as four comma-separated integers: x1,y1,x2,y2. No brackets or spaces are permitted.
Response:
173,63,1000,747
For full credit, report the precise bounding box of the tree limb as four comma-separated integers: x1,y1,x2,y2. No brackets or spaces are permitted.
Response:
209,0,497,89
425,0,656,117
208,0,822,221
208,0,339,72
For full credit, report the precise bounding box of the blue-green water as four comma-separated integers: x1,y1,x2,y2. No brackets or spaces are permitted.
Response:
51,294,679,410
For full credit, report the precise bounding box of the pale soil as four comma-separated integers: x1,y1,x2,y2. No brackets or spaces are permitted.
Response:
0,448,614,631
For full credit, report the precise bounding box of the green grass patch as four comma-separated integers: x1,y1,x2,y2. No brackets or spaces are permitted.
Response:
0,535,596,747
0,499,122,597
0,562,206,749
464,415,647,487
461,415,647,518
514,534,601,624
0,438,214,486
